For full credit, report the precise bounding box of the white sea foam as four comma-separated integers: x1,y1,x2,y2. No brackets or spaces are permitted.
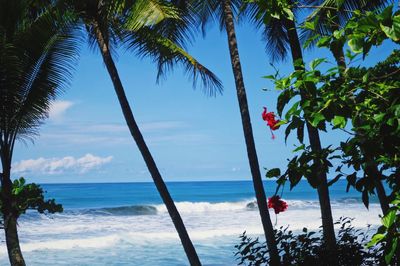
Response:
0,200,383,266
154,200,253,213
152,199,361,213
0,235,120,255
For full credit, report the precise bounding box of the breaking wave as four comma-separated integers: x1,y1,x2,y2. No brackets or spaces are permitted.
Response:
67,198,369,217
83,205,158,216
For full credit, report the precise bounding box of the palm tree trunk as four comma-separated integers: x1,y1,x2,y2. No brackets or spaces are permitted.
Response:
331,45,390,216
330,43,346,75
374,177,389,215
92,23,201,266
222,1,280,265
4,214,25,266
1,159,26,266
282,18,337,257
329,17,346,75
364,159,389,215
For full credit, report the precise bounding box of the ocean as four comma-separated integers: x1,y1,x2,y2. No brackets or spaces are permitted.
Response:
0,180,382,265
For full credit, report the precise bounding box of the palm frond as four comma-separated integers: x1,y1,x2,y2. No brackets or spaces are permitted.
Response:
0,2,81,152
0,43,26,146
263,18,290,62
14,14,81,143
125,0,180,31
125,0,198,50
124,26,222,96
107,0,224,96
190,0,243,36
242,1,291,62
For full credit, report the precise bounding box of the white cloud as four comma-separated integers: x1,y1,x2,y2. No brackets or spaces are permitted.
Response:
48,101,74,121
13,154,113,175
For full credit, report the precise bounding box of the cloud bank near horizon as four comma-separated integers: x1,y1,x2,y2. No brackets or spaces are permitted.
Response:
13,154,113,175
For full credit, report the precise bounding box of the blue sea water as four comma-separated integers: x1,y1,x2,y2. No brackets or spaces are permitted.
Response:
0,180,382,265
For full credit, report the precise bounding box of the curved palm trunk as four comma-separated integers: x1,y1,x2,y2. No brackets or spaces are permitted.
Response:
92,23,201,266
329,18,346,75
372,172,389,215
4,214,25,266
222,1,280,265
1,156,26,266
363,151,389,215
331,44,346,75
282,18,337,257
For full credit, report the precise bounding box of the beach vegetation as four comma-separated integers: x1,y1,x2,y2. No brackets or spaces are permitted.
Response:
235,217,383,266
0,177,62,219
261,2,399,264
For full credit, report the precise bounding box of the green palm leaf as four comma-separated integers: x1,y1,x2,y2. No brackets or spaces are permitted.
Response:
0,3,80,156
124,25,222,96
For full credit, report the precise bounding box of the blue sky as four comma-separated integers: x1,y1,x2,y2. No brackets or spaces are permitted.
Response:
12,21,396,183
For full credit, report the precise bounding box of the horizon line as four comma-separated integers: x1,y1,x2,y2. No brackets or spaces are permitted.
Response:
38,179,268,185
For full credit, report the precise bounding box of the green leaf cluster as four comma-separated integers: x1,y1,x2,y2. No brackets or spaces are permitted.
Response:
368,193,400,264
262,5,400,263
235,217,380,265
0,177,63,219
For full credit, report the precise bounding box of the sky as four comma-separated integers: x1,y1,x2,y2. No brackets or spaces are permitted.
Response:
11,19,397,184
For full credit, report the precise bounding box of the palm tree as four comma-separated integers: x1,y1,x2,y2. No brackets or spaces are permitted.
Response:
245,0,338,258
0,1,80,265
58,0,222,264
190,1,281,264
302,0,393,215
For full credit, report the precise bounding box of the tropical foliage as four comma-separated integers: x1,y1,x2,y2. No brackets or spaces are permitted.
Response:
0,177,62,220
235,217,382,266
262,3,399,264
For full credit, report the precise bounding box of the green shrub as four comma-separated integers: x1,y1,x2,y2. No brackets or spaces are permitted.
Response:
235,217,383,266
0,177,62,220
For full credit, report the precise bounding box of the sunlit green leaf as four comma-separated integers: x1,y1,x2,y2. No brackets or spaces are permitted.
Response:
311,113,325,127
348,36,364,53
385,238,398,264
367,233,385,247
382,209,396,228
332,116,346,128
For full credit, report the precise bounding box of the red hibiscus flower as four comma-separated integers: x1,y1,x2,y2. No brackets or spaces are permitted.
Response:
268,195,288,214
262,107,280,139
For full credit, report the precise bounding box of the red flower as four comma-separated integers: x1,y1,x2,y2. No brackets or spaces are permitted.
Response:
262,107,280,139
268,195,288,214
